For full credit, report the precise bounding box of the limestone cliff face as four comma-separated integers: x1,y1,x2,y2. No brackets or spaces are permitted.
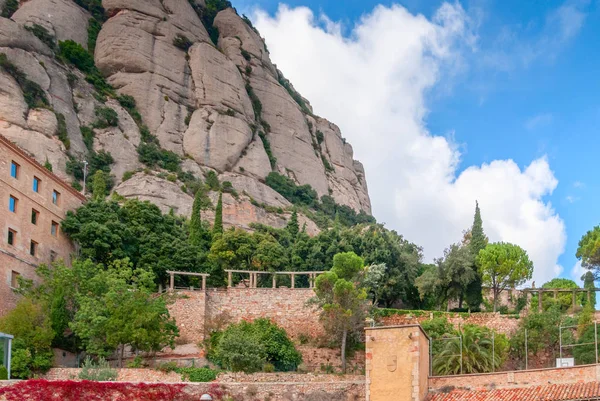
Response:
0,0,371,230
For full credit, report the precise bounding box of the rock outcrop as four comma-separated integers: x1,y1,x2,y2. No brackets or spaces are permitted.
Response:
0,0,371,231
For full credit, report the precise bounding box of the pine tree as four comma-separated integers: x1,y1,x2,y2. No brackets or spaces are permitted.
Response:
287,209,299,238
465,201,487,311
213,191,223,235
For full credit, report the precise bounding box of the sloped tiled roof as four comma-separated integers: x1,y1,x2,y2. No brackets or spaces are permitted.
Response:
428,382,600,401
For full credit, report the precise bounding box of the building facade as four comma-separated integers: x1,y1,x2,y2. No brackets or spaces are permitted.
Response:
0,135,85,316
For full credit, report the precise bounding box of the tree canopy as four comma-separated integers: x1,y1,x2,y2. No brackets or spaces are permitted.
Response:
478,242,533,312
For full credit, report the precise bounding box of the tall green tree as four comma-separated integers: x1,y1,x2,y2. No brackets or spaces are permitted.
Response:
189,185,211,248
576,226,600,276
91,170,107,200
582,271,596,308
313,252,369,373
478,242,533,312
286,209,299,238
465,201,487,311
213,191,223,235
415,244,474,310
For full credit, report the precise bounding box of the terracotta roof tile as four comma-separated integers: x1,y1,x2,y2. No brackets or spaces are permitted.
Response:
428,382,600,401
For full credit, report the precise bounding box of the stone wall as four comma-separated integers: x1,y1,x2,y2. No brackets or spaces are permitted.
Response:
41,369,366,400
428,364,600,393
168,288,323,345
298,346,365,373
380,312,520,336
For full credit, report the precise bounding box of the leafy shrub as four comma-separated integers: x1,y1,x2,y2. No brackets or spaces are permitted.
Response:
204,170,220,191
0,53,49,109
278,74,311,115
74,0,105,21
321,155,334,172
81,126,95,151
167,174,177,183
221,181,237,196
0,366,7,380
78,356,117,381
1,0,18,18
240,48,251,61
208,319,301,373
137,143,181,172
258,132,276,169
189,0,232,45
122,171,135,182
173,34,193,51
87,18,102,53
265,172,318,207
72,181,83,191
156,361,178,373
44,159,53,172
25,24,56,49
262,363,274,373
55,113,70,149
176,367,218,382
93,107,119,128
316,130,324,144
59,40,95,73
245,82,262,119
125,355,144,368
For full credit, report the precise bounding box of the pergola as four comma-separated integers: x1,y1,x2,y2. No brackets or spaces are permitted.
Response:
0,332,13,379
225,270,325,289
522,288,598,311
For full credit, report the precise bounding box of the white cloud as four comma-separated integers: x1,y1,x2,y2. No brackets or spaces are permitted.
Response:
573,181,585,188
571,260,585,284
566,195,580,203
254,2,567,284
525,113,554,131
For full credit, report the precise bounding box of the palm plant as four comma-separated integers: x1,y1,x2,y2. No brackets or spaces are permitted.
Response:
433,324,508,375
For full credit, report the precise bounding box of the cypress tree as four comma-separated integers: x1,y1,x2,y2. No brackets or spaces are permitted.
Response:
91,170,107,200
287,209,299,238
465,201,487,311
213,191,223,235
582,271,596,308
189,187,205,246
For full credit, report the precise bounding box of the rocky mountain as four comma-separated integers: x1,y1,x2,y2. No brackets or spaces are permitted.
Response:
0,0,371,231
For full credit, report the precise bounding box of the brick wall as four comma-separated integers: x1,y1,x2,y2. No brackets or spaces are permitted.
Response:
167,291,206,344
429,364,600,392
380,312,520,336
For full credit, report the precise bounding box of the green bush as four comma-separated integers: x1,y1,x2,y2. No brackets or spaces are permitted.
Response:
137,143,181,172
25,24,56,49
81,126,95,151
0,53,49,109
87,18,102,53
1,0,18,18
44,159,53,172
156,361,178,373
265,172,318,207
78,356,118,381
245,82,262,120
258,132,276,169
240,48,251,61
55,113,70,149
122,171,135,182
189,0,231,45
204,170,220,191
59,40,95,73
208,319,301,373
173,34,193,51
321,155,334,172
0,366,7,380
176,367,218,382
93,107,119,128
316,130,324,144
74,0,105,21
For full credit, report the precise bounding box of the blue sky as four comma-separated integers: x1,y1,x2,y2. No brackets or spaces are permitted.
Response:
236,0,600,285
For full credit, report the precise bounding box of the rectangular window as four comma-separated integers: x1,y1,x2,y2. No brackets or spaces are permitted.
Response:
8,195,17,213
10,271,20,289
50,250,57,262
30,240,37,256
10,161,19,179
52,190,60,206
7,229,16,246
31,209,39,225
51,221,59,237
33,176,41,193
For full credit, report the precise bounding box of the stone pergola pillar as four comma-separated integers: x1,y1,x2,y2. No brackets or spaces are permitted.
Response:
272,275,277,289
227,271,232,288
169,271,175,291
291,274,295,289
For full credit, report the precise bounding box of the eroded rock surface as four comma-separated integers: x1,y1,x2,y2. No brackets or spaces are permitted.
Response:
0,0,371,233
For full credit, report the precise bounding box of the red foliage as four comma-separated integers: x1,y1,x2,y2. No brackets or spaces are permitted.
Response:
0,380,198,401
